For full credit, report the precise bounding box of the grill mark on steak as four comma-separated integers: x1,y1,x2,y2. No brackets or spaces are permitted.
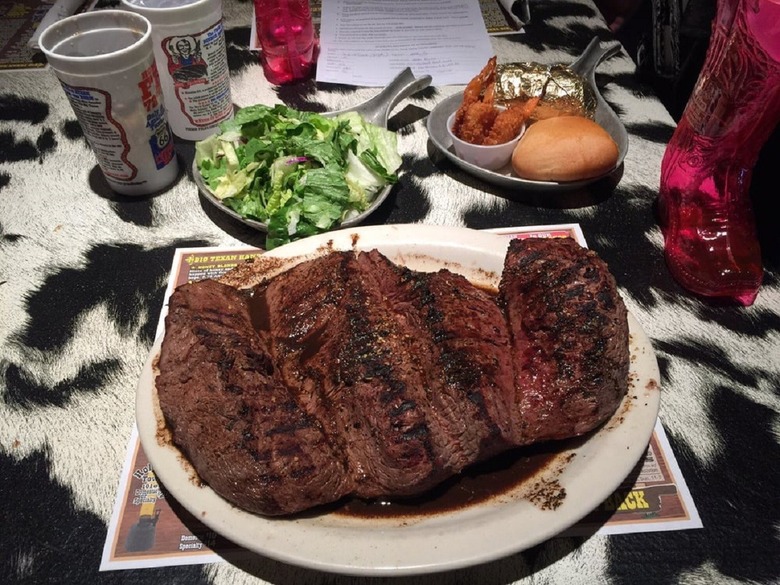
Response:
157,279,351,516
155,237,630,516
326,256,441,497
421,270,515,447
499,237,630,444
259,252,445,498
260,252,351,457
415,273,512,455
356,253,496,472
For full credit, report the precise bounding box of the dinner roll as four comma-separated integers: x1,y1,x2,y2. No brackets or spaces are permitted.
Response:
511,116,619,181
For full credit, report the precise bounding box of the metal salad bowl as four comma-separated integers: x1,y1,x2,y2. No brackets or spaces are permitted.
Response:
193,68,432,233
426,37,629,192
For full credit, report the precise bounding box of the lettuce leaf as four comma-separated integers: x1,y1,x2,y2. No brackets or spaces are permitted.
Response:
195,104,399,249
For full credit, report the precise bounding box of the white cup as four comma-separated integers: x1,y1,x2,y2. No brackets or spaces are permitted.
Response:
447,112,525,172
39,10,180,196
121,0,234,141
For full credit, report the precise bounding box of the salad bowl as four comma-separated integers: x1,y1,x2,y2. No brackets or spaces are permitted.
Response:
193,159,394,234
193,68,432,240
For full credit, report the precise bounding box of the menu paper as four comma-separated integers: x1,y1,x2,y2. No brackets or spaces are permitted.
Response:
249,1,521,54
316,0,495,87
0,0,53,70
26,0,90,49
100,224,701,571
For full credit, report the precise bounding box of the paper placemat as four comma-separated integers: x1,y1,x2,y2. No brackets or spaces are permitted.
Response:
100,224,701,572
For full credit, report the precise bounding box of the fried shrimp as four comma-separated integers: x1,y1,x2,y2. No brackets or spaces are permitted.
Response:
451,57,535,146
463,56,496,106
455,102,499,145
483,97,540,145
452,57,497,141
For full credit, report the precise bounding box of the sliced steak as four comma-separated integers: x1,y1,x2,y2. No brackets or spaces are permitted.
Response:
350,251,514,483
258,250,517,498
156,279,351,515
499,237,630,444
155,237,630,516
256,251,438,499
357,251,515,469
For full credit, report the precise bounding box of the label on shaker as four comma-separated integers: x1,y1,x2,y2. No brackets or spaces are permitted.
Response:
60,64,176,183
160,20,233,132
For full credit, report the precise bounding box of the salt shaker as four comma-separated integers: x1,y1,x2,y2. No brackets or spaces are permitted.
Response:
254,0,319,84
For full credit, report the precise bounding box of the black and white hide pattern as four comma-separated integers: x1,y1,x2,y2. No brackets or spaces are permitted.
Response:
1,1,778,584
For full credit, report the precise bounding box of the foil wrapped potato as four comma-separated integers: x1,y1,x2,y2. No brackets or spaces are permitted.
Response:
495,62,597,121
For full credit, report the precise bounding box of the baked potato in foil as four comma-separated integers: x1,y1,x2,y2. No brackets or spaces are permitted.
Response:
495,63,597,121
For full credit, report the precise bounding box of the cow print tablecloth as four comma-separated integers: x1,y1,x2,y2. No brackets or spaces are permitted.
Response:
1,1,778,584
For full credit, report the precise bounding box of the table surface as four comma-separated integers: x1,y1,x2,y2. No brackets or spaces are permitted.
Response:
1,1,778,584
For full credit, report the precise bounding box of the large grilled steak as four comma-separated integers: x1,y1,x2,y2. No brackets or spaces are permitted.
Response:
155,237,629,516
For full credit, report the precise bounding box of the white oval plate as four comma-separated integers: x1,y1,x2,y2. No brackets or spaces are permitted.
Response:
426,38,629,193
136,224,660,577
426,91,625,192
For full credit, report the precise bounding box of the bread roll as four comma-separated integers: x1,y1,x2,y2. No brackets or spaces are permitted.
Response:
511,116,619,182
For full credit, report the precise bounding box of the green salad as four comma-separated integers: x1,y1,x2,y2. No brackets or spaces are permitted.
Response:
194,104,402,249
